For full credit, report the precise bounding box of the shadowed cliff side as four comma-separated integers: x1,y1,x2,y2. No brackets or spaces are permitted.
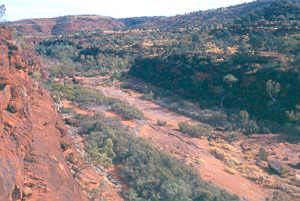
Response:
0,25,88,201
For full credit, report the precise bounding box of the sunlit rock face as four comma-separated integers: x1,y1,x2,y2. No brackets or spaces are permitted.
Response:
0,25,87,201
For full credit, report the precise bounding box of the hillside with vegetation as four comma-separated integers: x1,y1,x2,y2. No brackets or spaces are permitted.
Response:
120,0,300,30
129,0,300,135
29,0,300,135
9,15,124,36
6,0,300,200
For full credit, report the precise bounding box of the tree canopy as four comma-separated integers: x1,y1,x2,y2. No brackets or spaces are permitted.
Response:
0,4,5,20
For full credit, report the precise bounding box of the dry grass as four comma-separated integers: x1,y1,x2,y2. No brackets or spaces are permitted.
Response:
225,167,238,175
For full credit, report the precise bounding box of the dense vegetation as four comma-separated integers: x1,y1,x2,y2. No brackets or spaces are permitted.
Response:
49,80,239,200
74,112,239,201
19,0,300,200
49,82,144,120
129,0,300,135
36,0,300,137
178,122,210,138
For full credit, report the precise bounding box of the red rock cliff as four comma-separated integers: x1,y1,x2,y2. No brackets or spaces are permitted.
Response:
0,26,87,201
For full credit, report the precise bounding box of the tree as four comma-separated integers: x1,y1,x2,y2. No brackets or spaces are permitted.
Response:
249,34,263,50
224,74,238,88
285,105,300,135
221,74,238,107
266,80,280,103
286,105,300,124
0,4,5,20
100,138,116,159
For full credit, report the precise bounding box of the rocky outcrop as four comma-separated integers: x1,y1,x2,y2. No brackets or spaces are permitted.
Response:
268,159,290,177
0,25,87,201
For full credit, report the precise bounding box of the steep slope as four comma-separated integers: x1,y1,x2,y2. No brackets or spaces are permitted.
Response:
0,25,87,201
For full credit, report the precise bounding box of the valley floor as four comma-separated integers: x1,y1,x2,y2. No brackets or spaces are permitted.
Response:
78,76,276,201
59,75,300,201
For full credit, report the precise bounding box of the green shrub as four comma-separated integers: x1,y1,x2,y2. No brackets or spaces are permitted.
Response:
140,90,154,101
32,71,41,80
49,61,77,78
85,136,114,168
224,131,243,142
231,110,260,135
258,147,268,161
75,113,239,201
0,83,7,90
60,107,75,114
157,120,167,126
73,86,106,105
50,83,75,101
110,101,144,120
178,122,210,138
6,105,17,113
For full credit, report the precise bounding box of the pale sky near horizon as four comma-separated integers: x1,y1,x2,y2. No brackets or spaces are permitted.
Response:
2,0,254,21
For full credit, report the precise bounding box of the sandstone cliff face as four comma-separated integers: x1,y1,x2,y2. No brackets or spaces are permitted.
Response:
0,26,87,201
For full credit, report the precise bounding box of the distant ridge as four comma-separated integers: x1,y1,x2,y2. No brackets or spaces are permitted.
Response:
119,0,300,30
9,0,300,35
9,15,124,36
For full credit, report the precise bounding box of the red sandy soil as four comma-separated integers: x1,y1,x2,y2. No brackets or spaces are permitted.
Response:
78,76,273,201
62,100,90,115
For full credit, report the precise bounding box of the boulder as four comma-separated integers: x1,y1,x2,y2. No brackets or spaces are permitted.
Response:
268,159,290,177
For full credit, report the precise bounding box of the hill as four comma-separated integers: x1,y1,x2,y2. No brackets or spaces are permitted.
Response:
120,0,300,30
4,0,300,200
129,0,300,133
9,15,124,36
25,0,300,135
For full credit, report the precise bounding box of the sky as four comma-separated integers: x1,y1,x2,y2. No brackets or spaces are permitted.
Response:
1,0,254,21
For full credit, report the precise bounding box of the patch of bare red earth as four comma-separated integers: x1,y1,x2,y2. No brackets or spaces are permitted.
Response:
80,76,272,201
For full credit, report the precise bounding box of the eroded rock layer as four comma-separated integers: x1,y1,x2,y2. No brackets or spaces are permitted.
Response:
0,25,87,201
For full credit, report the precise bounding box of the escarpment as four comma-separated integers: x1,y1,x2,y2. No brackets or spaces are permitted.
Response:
0,26,87,201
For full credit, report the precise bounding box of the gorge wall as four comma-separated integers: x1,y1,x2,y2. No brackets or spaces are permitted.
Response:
0,25,87,201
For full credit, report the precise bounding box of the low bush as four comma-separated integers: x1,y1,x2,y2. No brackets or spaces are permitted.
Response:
0,83,6,90
75,113,239,201
140,91,154,101
258,147,268,161
50,83,75,101
6,104,17,113
178,122,210,138
110,101,144,120
50,83,107,106
230,110,260,135
73,86,106,105
224,131,243,142
157,120,167,126
210,148,226,161
60,107,75,114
